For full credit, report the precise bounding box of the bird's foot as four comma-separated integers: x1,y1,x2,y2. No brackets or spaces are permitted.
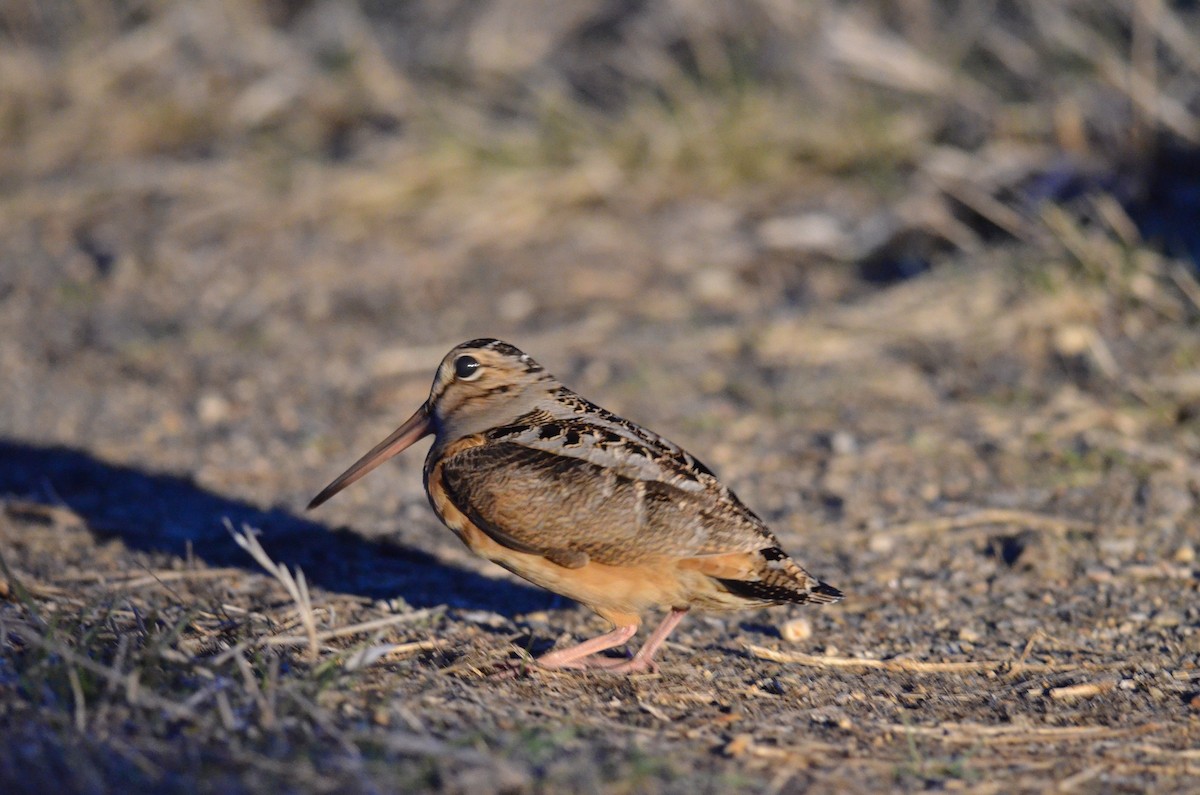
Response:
583,654,658,674
489,651,657,678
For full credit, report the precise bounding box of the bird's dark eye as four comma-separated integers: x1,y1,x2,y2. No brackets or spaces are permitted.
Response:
454,355,481,380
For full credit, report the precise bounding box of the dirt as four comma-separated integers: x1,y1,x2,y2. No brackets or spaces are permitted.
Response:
2,2,1200,793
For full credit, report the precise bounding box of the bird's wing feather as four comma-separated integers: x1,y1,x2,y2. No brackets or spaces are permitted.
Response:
438,440,776,568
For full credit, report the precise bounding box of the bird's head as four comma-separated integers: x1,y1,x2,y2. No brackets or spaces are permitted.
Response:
307,338,550,510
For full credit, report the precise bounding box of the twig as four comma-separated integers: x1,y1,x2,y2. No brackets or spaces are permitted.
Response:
745,644,1117,674
1056,765,1105,792
1048,680,1117,701
1011,630,1045,677
67,662,87,732
225,520,319,662
1128,744,1200,761
878,508,1101,542
344,639,449,670
884,721,1164,744
263,608,443,648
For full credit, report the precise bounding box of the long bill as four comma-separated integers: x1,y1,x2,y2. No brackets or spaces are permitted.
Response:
306,402,433,510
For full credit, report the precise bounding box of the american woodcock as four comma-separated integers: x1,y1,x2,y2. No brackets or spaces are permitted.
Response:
308,339,841,674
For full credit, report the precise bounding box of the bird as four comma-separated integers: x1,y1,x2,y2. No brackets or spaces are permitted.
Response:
307,338,841,674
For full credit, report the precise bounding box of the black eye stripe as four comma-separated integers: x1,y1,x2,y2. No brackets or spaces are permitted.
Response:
454,355,481,379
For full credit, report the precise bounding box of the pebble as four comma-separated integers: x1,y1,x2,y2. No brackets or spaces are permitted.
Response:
1048,681,1109,701
1152,610,1183,628
757,213,854,258
1175,543,1196,564
691,267,739,305
867,534,896,554
458,610,508,627
830,430,858,456
780,617,813,642
196,392,232,425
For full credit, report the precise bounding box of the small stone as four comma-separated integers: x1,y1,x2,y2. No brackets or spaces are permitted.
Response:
1175,543,1196,564
196,392,231,425
1152,610,1183,628
1053,324,1093,356
692,267,738,305
1048,681,1109,701
1188,694,1200,712
758,213,853,258
374,598,411,613
867,534,896,554
780,617,813,642
830,431,858,456
459,610,508,627
958,627,981,643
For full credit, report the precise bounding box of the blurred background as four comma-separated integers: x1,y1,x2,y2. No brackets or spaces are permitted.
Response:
3,0,1199,486
2,2,1200,791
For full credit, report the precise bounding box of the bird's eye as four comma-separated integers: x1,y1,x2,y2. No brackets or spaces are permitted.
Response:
454,355,482,380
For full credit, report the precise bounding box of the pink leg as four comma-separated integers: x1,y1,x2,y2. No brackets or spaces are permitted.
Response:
601,608,689,675
533,623,639,670
492,624,638,679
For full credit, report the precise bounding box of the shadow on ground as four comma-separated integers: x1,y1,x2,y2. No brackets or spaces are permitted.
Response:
0,440,553,615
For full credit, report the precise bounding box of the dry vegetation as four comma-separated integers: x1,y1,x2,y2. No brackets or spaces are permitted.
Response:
2,1,1200,792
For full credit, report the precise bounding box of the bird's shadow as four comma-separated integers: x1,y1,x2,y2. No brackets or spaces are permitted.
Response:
0,440,555,616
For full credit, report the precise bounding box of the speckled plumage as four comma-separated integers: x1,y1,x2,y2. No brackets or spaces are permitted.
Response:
309,338,841,674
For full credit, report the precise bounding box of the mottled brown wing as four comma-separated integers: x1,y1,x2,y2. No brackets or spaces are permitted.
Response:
438,441,777,568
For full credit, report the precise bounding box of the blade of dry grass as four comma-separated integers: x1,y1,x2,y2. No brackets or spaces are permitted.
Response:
877,508,1105,542
885,721,1165,744
225,520,319,662
744,644,1122,675
263,608,444,648
343,639,449,671
1048,680,1117,701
